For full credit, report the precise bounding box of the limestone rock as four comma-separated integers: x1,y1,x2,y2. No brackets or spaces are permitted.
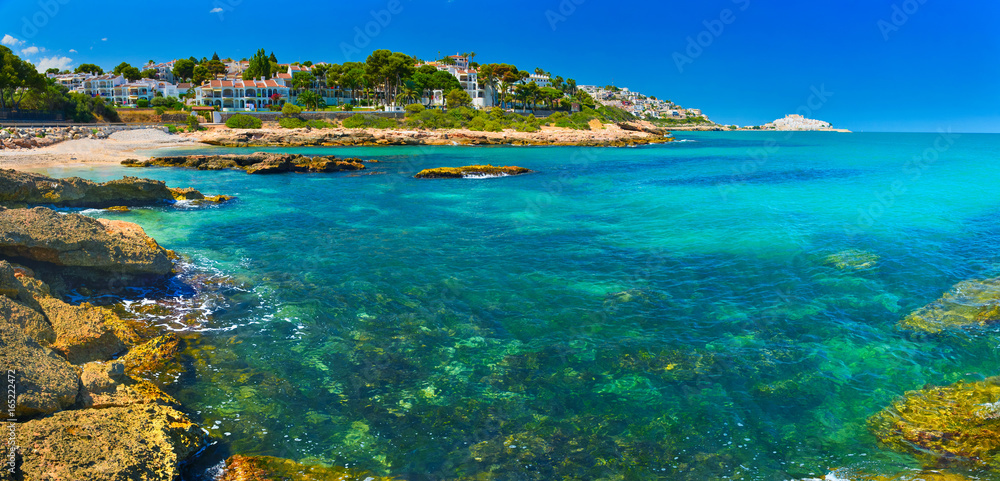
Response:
414,164,534,179
38,297,140,364
899,277,1000,333
0,324,78,418
0,169,187,208
0,296,54,344
0,207,172,275
16,404,205,481
79,361,177,408
869,376,1000,468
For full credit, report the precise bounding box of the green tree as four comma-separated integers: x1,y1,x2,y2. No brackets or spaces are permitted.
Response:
75,63,104,75
172,59,195,81
292,71,316,91
441,56,456,65
364,50,415,107
566,78,577,95
140,69,157,79
395,80,420,105
192,65,210,85
204,59,227,77
212,52,220,61
340,67,364,104
243,49,271,81
268,52,278,64
121,66,141,82
0,47,46,110
112,62,133,76
45,68,60,75
445,89,472,109
296,90,322,110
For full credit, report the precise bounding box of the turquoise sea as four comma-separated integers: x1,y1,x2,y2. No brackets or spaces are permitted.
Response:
35,131,1000,480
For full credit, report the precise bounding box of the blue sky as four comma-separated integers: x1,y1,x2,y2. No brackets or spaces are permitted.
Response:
2,0,997,132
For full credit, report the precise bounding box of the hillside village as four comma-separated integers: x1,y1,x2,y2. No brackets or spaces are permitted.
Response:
42,52,713,123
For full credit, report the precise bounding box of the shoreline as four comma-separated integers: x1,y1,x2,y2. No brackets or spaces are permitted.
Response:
0,123,671,169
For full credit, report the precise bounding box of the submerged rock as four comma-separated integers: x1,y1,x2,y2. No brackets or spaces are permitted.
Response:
899,277,1000,333
125,152,367,175
217,455,393,481
0,324,78,418
868,376,1000,468
823,249,879,270
15,404,205,481
0,169,205,208
414,164,534,179
0,207,172,275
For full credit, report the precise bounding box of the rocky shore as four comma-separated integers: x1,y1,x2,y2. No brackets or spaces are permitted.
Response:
188,122,672,148
0,168,234,480
123,152,368,175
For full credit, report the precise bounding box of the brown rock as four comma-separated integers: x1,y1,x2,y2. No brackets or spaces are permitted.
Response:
168,187,206,200
79,361,177,408
0,296,54,344
1,324,78,418
217,455,393,481
0,169,184,208
16,404,206,481
0,207,172,275
38,297,139,364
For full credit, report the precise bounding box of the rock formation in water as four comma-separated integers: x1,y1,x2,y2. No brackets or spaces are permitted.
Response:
123,152,367,175
869,376,1000,468
0,169,229,208
414,164,534,179
898,277,1000,333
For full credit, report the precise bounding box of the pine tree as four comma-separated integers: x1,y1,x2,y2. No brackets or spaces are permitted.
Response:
269,52,278,64
212,52,220,61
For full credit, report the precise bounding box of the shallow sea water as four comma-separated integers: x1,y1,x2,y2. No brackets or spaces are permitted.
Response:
36,131,1000,480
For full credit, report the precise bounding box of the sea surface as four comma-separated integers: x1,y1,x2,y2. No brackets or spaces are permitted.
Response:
35,131,1000,480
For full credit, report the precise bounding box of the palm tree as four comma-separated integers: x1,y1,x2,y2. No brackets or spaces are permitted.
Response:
395,80,419,106
297,90,322,111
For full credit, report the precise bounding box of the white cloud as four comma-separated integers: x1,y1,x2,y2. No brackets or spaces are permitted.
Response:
21,46,40,55
209,7,223,12
1,34,23,47
101,37,108,41
69,49,77,53
35,56,73,72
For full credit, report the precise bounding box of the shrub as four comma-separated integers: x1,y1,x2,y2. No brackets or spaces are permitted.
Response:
268,104,282,112
136,98,149,108
405,103,425,115
342,114,397,129
154,107,165,115
165,124,178,133
226,114,262,129
186,115,201,131
282,103,303,117
342,103,353,112
466,116,487,131
307,120,333,129
483,120,503,132
278,117,306,129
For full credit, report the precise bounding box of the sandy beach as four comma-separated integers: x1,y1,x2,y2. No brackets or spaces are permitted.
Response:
0,129,203,169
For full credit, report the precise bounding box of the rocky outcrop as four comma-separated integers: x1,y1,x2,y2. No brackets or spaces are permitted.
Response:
124,152,367,175
1,324,79,418
869,376,1000,468
79,361,178,408
899,277,1000,333
0,207,172,275
217,455,393,481
0,169,224,208
15,404,206,481
414,164,534,179
39,297,139,364
190,126,673,148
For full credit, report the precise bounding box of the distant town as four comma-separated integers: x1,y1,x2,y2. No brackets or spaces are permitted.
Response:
32,50,838,131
